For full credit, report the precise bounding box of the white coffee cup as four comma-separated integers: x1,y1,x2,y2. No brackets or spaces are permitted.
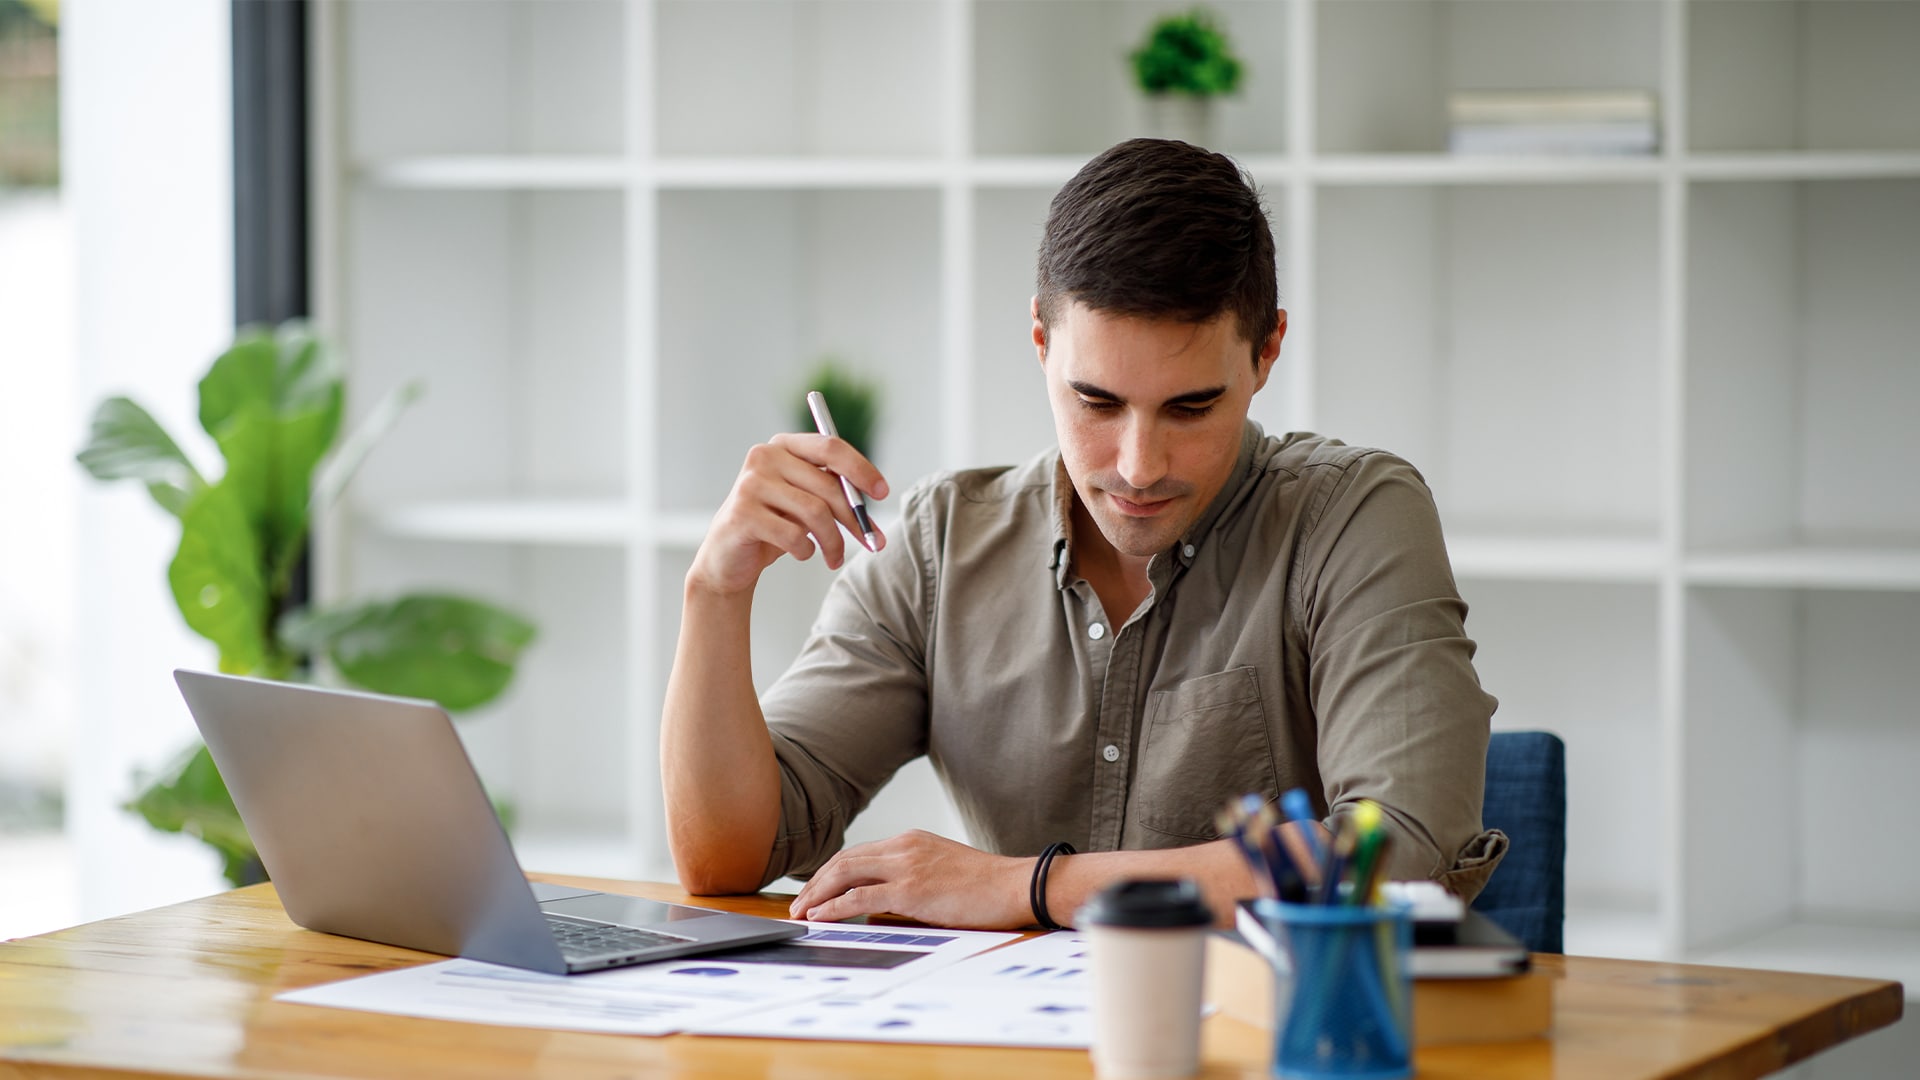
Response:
1077,878,1214,1080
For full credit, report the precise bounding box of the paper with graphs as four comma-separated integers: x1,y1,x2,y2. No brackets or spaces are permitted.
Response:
689,929,1098,1047
276,922,1016,1036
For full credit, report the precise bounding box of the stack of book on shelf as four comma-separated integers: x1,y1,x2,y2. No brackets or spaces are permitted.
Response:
1206,883,1553,1046
1447,88,1659,155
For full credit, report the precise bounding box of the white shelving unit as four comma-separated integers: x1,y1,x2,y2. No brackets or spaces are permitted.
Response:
311,0,1920,1012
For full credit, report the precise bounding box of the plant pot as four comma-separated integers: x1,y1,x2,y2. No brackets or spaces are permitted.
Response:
1145,94,1217,148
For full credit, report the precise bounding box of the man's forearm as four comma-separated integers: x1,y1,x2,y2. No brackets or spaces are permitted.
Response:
661,583,783,894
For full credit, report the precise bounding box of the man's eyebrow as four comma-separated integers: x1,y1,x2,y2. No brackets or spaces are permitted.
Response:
1067,380,1228,407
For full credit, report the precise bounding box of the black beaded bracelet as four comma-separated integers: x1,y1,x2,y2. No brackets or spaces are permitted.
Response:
1029,841,1076,930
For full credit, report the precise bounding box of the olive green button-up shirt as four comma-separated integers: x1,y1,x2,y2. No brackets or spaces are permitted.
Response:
758,424,1507,899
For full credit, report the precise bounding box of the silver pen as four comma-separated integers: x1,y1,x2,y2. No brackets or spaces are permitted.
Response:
805,390,879,552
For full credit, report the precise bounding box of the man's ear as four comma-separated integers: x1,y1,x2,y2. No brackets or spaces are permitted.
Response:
1031,295,1048,364
1252,309,1287,393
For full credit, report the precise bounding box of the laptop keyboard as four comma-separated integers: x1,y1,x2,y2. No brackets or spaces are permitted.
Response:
546,913,692,960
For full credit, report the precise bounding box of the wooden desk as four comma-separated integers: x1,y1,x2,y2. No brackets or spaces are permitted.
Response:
0,875,1902,1079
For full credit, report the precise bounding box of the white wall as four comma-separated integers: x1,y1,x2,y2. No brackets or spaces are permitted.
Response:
64,0,234,920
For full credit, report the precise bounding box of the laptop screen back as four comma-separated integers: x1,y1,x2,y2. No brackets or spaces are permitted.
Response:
174,670,566,972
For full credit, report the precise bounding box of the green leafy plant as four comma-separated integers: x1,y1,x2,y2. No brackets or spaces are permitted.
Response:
1131,8,1244,97
794,360,881,462
77,323,536,885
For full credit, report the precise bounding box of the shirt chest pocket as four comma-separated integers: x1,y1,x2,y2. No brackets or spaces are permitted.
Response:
1133,667,1280,841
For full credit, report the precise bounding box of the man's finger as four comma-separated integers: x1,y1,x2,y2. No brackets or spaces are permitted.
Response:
769,450,881,556
788,853,880,917
737,463,853,568
805,883,894,923
769,431,890,505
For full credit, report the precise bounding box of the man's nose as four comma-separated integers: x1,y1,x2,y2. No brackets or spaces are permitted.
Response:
1116,414,1168,492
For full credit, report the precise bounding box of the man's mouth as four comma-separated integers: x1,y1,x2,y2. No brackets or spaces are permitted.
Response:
1109,492,1175,517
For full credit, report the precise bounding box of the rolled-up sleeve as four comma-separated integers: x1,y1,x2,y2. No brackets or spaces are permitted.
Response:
754,485,936,887
1296,451,1507,901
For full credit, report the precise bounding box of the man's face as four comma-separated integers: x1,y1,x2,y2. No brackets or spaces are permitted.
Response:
1033,299,1284,560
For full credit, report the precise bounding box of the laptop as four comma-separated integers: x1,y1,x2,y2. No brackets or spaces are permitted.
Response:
173,669,804,975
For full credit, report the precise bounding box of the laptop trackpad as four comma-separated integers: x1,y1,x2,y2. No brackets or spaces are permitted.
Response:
540,893,721,927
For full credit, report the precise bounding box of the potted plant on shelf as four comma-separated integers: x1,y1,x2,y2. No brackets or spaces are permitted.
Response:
1131,7,1245,148
794,359,881,462
76,322,537,886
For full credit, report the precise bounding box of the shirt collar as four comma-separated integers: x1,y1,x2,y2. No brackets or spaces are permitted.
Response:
1046,420,1263,590
1048,455,1076,589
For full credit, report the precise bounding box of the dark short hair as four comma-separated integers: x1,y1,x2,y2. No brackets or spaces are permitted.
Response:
1036,138,1278,363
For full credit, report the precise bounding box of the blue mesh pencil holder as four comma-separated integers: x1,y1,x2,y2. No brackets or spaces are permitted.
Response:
1253,900,1413,1080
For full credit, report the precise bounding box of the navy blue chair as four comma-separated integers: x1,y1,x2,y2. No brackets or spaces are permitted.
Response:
1471,730,1566,954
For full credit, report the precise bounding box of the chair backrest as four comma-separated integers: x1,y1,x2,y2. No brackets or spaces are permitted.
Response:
1471,730,1566,954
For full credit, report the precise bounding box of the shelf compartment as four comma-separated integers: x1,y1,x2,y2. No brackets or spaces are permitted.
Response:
1682,588,1920,950
1465,581,1666,915
1315,183,1663,538
1448,534,1664,584
344,188,628,506
973,0,1287,158
1686,179,1920,552
655,188,943,515
654,0,944,158
342,0,624,158
1689,0,1920,154
1796,591,1920,928
1317,0,1662,156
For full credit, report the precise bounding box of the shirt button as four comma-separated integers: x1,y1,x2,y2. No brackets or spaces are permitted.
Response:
1088,622,1106,641
1183,543,1196,558
1102,744,1120,763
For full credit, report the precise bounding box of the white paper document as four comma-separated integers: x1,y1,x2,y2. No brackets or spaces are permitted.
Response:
690,930,1097,1048
275,922,1018,1036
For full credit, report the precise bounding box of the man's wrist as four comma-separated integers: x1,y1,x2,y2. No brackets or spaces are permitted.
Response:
1007,852,1043,929
683,564,758,608
1029,842,1076,930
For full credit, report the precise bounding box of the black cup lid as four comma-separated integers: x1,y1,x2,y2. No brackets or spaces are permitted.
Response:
1076,878,1213,929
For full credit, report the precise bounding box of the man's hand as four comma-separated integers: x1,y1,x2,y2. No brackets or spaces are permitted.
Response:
787,830,1032,929
688,433,890,597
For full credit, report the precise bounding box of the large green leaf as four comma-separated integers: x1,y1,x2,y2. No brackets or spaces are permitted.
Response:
126,742,263,887
197,325,344,595
197,324,340,435
74,396,206,517
281,594,537,712
169,481,277,676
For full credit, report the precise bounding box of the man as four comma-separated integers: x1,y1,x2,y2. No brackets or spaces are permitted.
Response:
662,139,1505,930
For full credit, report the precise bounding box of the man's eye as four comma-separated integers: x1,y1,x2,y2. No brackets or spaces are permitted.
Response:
1078,398,1120,412
1174,404,1217,419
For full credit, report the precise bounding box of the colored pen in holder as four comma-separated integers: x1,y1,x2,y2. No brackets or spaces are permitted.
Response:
1254,899,1414,1080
